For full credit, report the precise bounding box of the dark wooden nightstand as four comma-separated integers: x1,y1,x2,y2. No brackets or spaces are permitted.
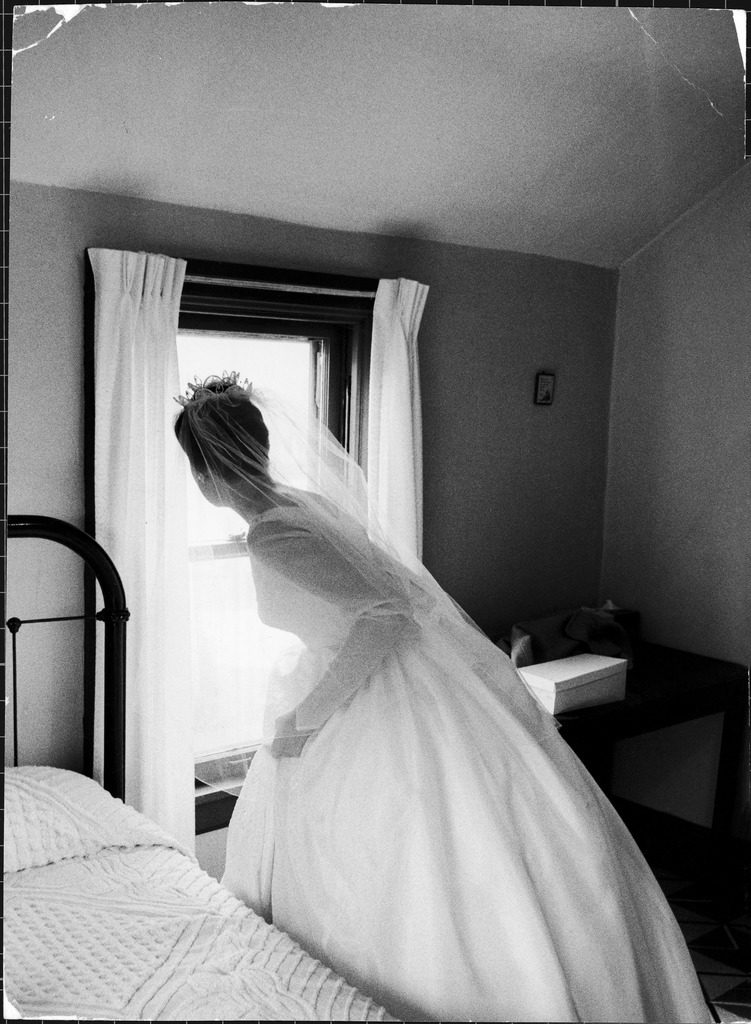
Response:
556,642,748,836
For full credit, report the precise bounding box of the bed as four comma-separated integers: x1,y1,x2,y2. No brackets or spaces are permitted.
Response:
4,516,394,1022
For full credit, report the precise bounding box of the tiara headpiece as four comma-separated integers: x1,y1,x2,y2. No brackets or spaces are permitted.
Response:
174,371,252,408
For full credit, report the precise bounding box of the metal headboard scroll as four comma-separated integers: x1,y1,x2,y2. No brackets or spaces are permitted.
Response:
6,516,129,801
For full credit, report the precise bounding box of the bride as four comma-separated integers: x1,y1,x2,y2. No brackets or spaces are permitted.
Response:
174,373,710,1023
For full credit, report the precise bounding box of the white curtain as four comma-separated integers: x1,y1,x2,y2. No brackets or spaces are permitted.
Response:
368,278,429,568
89,248,193,849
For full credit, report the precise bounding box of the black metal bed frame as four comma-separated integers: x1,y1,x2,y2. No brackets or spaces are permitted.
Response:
6,515,129,801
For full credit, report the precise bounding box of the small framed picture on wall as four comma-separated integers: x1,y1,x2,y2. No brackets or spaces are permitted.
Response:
534,371,555,405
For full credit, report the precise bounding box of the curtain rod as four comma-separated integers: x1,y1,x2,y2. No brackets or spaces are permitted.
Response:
184,274,377,300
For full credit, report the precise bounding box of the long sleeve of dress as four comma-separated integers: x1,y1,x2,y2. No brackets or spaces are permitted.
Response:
248,516,419,753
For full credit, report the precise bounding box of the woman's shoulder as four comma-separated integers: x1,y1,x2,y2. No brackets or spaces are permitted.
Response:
247,489,372,562
255,488,351,525
246,490,330,541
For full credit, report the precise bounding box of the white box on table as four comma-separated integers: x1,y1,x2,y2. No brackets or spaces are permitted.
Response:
518,653,627,715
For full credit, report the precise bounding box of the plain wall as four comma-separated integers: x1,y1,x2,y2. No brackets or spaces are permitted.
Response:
602,163,751,832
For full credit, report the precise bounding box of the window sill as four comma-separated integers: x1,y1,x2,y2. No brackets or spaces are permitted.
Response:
189,538,248,561
195,787,238,835
194,744,259,835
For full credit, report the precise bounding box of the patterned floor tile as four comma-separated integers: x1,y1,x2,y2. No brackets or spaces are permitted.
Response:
714,1004,751,1023
691,927,751,973
696,972,750,1001
671,881,747,921
682,922,722,943
715,981,751,1004
616,801,751,1021
674,905,721,924
689,951,747,978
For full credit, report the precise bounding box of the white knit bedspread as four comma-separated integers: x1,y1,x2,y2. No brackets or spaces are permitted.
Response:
4,766,393,1021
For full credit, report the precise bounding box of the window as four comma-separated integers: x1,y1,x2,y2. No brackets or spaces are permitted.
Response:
179,261,377,831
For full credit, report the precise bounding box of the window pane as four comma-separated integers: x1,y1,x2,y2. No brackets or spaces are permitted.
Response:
177,331,310,757
177,330,314,545
188,553,301,753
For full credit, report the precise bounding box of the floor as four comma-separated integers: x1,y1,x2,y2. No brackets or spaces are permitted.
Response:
616,800,751,1024
659,866,751,1022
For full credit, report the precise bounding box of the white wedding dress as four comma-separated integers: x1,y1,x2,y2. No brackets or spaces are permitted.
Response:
222,502,711,1023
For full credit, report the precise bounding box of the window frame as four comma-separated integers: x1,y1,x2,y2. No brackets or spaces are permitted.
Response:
180,260,377,463
181,260,377,834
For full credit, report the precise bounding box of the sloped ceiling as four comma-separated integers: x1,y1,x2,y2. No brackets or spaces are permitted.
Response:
10,3,746,267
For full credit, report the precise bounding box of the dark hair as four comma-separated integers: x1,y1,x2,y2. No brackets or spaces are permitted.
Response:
174,381,270,480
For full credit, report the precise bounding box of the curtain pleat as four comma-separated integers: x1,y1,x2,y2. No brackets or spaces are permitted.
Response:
367,278,428,569
89,248,194,849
